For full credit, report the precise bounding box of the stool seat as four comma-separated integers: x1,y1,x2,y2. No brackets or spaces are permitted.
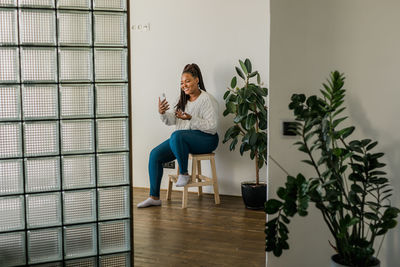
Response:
166,153,220,208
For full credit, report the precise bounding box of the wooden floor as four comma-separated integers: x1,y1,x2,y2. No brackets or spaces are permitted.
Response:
133,187,266,267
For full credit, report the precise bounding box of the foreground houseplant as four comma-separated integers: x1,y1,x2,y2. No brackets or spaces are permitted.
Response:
265,71,399,266
223,58,268,209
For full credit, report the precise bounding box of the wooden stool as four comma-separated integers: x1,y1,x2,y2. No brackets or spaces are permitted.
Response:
166,153,220,208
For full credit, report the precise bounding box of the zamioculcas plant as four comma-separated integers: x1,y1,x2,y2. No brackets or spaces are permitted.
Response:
265,71,399,266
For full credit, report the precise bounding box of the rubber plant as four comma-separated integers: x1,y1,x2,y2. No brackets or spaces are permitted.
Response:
222,58,268,184
264,71,399,266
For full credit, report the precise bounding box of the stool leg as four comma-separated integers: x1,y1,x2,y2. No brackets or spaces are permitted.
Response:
167,164,179,201
191,158,197,184
166,177,172,200
210,157,220,204
197,160,202,196
182,186,188,208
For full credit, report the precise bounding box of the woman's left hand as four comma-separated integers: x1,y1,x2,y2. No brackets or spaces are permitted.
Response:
175,109,192,120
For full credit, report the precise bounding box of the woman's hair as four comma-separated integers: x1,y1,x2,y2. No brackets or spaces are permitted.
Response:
175,63,206,112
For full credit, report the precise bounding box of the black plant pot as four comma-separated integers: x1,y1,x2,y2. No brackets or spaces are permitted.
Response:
241,182,267,210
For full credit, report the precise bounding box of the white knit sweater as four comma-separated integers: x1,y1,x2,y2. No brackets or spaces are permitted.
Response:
160,90,218,135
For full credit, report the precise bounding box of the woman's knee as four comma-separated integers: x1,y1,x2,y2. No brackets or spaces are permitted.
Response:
149,146,163,162
170,130,186,143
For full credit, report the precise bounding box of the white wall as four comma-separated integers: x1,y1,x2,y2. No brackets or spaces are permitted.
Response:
269,0,400,266
130,0,270,196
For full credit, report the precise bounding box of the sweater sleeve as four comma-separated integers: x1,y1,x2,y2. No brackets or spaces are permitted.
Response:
159,97,178,125
189,94,218,135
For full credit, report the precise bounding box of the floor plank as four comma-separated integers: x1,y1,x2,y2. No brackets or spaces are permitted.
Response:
133,188,266,267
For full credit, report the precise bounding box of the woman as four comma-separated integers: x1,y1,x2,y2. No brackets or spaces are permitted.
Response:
137,63,219,208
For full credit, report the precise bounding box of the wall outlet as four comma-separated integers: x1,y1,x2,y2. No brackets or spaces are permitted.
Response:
131,23,150,32
162,161,175,169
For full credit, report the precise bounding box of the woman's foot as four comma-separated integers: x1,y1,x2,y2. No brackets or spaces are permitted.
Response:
137,197,161,208
176,174,190,187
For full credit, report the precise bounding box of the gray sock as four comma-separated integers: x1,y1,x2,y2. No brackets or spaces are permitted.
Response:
176,174,190,187
137,197,161,208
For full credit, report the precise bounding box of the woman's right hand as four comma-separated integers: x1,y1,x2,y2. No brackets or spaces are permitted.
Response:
158,97,170,114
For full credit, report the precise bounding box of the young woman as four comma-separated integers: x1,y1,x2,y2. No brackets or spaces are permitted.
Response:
137,63,219,208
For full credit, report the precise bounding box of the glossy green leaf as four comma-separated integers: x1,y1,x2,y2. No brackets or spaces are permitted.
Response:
239,59,248,75
244,58,252,73
235,67,245,80
231,76,237,88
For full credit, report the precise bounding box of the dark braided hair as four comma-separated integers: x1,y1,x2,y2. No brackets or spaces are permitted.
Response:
175,63,206,112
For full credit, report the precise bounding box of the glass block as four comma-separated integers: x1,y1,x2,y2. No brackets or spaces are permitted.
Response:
0,195,25,232
0,9,17,45
99,220,130,254
0,122,22,158
35,263,63,267
100,253,130,267
63,189,96,224
19,0,55,8
25,157,60,193
22,84,58,120
59,48,93,82
0,47,19,84
96,118,128,152
98,186,129,220
94,0,126,11
0,159,23,196
66,257,97,267
19,9,56,45
94,12,126,46
0,232,26,266
61,120,94,154
58,11,91,46
57,0,91,9
0,85,20,121
96,84,128,117
97,153,129,186
24,121,59,156
26,192,61,228
94,48,127,82
21,48,57,83
28,228,62,264
0,0,16,7
62,155,95,189
64,224,97,259
60,84,93,118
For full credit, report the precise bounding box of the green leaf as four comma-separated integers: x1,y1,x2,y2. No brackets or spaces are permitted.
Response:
244,58,252,73
249,132,258,146
230,76,237,88
245,113,257,130
257,73,261,84
226,101,237,114
301,159,314,166
223,90,230,100
235,67,245,80
351,184,364,193
265,199,283,214
249,71,258,78
239,59,248,75
366,141,378,151
332,117,347,128
364,212,379,221
229,137,238,151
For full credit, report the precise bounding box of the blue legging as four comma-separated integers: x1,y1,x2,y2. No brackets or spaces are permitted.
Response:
148,130,219,197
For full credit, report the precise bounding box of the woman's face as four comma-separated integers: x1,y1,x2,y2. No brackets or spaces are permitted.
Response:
181,73,199,95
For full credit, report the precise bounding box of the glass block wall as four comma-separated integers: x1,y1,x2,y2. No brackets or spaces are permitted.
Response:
0,0,132,266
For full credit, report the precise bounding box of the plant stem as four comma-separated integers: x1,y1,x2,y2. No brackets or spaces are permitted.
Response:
255,152,259,185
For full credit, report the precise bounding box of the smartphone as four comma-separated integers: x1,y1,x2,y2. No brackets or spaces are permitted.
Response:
160,93,166,102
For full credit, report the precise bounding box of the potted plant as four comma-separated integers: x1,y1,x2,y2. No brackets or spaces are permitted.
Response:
222,58,268,209
265,71,399,266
